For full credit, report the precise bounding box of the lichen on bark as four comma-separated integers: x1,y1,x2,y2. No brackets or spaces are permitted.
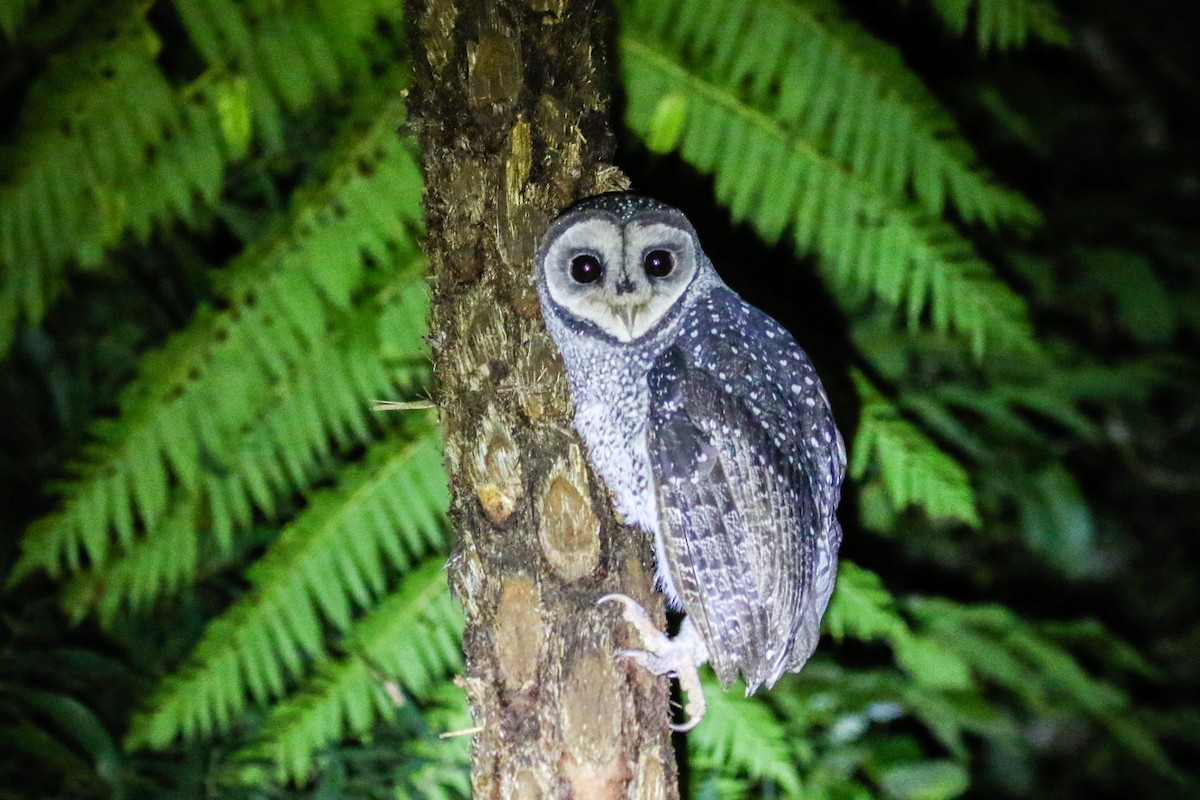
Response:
406,1,678,796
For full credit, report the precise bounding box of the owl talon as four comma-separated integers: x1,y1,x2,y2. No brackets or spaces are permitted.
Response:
597,593,662,642
599,593,709,730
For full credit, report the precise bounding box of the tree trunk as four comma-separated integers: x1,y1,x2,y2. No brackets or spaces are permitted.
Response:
407,1,679,797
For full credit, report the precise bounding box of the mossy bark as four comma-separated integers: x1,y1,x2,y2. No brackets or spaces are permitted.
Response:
407,1,678,797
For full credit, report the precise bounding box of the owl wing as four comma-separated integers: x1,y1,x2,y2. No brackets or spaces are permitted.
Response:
645,289,844,691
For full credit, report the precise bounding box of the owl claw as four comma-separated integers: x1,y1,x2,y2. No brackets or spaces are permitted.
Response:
598,593,708,731
597,593,662,642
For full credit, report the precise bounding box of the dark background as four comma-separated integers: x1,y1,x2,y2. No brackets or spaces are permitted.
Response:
2,0,1199,797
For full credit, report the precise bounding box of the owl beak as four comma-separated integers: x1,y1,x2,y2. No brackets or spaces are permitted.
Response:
617,306,639,337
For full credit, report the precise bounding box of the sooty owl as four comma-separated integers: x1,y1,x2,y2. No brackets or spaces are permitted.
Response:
535,193,846,729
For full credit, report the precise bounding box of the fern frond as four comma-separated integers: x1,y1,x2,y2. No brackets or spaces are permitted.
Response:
824,560,907,642
850,372,980,526
689,676,803,797
620,24,1038,356
0,1,409,353
198,283,431,543
60,495,201,625
828,571,1159,765
921,0,1070,51
219,684,471,794
173,0,406,147
392,685,473,800
125,429,449,751
621,0,1039,228
898,677,1016,759
63,278,432,624
906,599,1149,728
233,559,463,783
909,600,1076,714
0,5,224,351
826,564,974,692
775,660,997,783
12,100,424,582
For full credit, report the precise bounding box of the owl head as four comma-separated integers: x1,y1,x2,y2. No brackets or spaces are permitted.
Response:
536,194,710,344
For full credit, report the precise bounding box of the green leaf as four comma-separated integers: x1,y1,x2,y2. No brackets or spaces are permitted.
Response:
1085,248,1176,345
14,688,122,784
689,677,803,796
13,83,424,585
878,760,969,800
233,560,464,783
893,632,973,690
1016,465,1097,576
215,76,253,159
851,372,980,527
825,562,905,642
646,93,687,153
922,0,1070,51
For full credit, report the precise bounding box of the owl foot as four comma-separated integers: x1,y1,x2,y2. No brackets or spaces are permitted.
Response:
597,593,709,732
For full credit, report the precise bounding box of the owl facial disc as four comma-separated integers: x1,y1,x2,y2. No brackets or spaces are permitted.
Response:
538,210,700,343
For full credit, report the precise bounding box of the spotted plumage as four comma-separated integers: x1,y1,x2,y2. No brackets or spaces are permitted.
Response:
535,194,845,719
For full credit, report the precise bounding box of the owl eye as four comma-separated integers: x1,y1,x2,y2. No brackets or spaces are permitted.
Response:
644,249,674,278
570,254,603,284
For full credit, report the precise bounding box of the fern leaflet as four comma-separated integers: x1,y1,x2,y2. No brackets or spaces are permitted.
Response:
824,560,907,642
174,0,406,147
918,0,1070,51
850,372,980,526
906,597,1172,772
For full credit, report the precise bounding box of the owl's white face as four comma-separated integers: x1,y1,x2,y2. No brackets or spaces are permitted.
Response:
539,210,700,343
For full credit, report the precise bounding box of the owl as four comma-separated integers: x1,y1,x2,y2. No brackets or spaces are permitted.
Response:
535,194,845,729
